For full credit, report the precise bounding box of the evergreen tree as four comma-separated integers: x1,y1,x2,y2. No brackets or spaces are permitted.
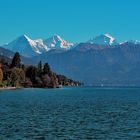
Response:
10,52,21,68
38,61,43,75
26,66,37,83
43,63,51,75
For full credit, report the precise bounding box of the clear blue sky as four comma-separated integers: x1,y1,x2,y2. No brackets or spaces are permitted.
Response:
0,0,140,45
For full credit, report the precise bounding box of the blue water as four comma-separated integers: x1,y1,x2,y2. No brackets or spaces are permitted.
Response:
0,87,140,140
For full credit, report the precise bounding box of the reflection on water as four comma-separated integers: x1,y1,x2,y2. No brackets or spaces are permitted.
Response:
0,87,140,139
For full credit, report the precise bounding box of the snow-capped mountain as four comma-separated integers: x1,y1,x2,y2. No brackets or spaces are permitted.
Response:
88,33,118,46
3,35,74,57
2,33,140,58
120,40,140,45
44,35,74,50
3,35,48,57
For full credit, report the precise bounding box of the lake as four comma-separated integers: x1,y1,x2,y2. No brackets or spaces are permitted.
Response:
0,87,140,140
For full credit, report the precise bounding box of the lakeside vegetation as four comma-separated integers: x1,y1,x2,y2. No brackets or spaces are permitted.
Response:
0,52,82,88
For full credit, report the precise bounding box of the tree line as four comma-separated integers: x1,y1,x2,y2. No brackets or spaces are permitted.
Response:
0,52,82,88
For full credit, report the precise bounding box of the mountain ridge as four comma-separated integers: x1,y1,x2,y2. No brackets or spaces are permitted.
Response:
2,33,140,57
2,34,74,57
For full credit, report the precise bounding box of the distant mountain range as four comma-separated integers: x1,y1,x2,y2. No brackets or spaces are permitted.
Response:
88,33,118,46
1,33,140,86
3,35,74,57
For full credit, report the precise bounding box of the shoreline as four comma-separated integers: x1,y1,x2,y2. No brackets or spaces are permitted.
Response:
0,87,21,90
1,85,140,90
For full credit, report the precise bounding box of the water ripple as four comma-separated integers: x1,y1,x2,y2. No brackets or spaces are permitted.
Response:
0,88,140,139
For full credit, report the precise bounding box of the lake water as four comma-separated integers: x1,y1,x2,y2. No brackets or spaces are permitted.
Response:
0,87,140,140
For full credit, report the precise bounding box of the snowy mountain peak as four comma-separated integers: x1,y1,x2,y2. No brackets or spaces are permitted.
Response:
104,33,115,44
88,33,118,46
2,34,74,57
44,35,74,49
22,34,29,39
16,35,36,46
18,34,31,41
3,35,49,57
120,40,140,45
53,34,63,41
